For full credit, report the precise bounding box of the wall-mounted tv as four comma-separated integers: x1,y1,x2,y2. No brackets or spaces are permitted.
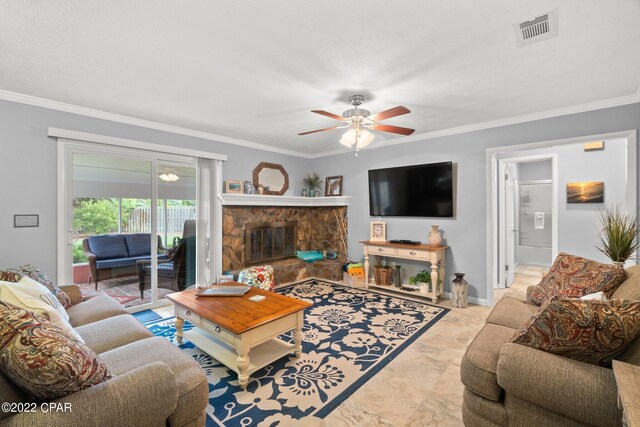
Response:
368,161,454,217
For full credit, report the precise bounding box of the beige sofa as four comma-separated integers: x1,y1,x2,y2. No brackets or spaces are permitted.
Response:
461,265,640,427
0,285,208,427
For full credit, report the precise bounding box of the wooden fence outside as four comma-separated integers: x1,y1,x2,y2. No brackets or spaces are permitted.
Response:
127,206,196,233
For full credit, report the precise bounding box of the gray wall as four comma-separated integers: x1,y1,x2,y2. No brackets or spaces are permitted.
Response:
0,99,311,278
517,160,552,182
312,103,640,303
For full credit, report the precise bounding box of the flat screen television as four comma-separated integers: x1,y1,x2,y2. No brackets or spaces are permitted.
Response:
368,161,454,217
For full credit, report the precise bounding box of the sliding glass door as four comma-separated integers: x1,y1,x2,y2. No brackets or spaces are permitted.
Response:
62,143,199,310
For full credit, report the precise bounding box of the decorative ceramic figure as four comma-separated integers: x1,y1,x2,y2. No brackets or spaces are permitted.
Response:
256,184,265,195
428,225,442,247
452,273,468,308
244,180,253,194
301,188,308,197
314,190,321,197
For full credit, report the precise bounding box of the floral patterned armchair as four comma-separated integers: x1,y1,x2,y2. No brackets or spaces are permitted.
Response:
237,265,274,291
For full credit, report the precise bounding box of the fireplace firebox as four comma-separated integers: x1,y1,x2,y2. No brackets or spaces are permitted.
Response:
244,221,297,266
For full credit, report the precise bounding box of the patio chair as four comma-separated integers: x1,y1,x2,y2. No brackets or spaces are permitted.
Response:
136,235,196,299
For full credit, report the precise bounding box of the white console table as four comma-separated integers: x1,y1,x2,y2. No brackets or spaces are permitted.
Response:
361,240,448,303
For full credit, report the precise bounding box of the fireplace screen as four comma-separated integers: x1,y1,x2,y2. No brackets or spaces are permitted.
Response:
244,221,297,266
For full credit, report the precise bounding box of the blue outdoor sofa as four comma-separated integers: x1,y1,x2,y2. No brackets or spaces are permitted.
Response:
82,233,169,288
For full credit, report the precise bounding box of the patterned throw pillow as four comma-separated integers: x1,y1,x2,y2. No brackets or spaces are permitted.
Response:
0,270,22,283
238,265,275,291
0,284,83,343
0,301,110,400
10,265,72,309
526,253,626,306
512,297,640,367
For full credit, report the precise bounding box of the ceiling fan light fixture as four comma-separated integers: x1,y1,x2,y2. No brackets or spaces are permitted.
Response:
339,128,375,149
159,173,180,182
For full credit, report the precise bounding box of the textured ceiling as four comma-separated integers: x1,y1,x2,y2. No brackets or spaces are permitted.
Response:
1,1,639,156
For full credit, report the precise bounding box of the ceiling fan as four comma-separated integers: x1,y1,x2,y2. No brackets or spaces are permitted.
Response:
298,95,415,152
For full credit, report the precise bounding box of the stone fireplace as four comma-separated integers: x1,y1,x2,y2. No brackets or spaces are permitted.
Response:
222,205,347,273
244,221,297,266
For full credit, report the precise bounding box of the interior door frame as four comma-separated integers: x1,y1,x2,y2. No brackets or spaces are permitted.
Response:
486,129,637,306
497,154,557,289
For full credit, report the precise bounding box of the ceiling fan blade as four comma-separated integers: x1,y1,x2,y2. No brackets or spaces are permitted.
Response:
369,106,411,122
311,110,345,121
298,126,340,136
374,124,415,136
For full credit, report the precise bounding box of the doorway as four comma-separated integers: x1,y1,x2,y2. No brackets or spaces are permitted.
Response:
497,155,557,289
487,130,637,305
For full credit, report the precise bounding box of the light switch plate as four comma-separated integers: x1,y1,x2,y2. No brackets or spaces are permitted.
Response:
14,214,39,228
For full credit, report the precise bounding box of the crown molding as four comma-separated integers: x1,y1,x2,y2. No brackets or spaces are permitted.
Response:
1,89,638,161
0,89,313,159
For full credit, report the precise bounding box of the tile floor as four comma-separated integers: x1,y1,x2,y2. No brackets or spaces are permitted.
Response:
149,265,548,426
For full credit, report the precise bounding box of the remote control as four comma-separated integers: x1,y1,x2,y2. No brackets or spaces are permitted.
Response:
389,239,421,245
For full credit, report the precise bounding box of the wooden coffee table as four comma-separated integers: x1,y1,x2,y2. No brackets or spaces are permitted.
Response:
166,283,312,388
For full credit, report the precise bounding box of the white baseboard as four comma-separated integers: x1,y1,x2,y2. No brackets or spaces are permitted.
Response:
443,291,492,307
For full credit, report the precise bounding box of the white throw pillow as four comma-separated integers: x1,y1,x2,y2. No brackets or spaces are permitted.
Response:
0,285,83,343
579,291,609,302
6,276,70,322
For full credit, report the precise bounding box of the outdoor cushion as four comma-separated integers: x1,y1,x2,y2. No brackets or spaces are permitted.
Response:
96,254,168,270
141,261,177,278
125,233,153,257
461,323,516,401
512,297,640,367
0,301,110,400
88,235,128,260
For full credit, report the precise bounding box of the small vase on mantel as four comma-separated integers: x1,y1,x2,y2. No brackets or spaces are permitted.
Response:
613,261,625,268
428,225,442,247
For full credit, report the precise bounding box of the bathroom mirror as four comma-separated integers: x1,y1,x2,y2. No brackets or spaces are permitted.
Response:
252,162,289,195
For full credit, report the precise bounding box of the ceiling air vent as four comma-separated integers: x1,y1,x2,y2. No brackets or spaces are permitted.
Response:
514,9,558,47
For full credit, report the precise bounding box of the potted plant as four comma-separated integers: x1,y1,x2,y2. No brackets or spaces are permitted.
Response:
596,205,640,266
303,173,322,197
409,270,432,293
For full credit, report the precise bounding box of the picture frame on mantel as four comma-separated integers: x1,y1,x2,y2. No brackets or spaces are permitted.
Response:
225,180,243,193
325,175,343,196
370,221,386,242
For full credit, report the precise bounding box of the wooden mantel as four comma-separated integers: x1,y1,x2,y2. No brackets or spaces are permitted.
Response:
218,193,351,207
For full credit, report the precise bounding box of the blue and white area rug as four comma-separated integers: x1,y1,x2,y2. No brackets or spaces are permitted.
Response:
145,280,449,426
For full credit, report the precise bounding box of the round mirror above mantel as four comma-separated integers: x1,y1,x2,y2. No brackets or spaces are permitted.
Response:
252,162,289,195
